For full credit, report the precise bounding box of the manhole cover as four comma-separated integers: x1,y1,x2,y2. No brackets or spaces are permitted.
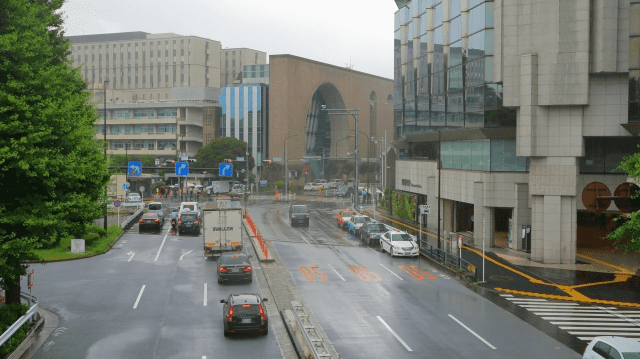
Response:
489,275,512,281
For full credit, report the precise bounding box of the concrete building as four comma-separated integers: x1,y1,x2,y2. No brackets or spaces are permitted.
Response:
392,0,640,264
221,48,267,87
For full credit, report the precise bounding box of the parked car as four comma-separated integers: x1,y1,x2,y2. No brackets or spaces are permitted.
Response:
220,293,269,336
329,179,343,189
289,204,309,226
336,209,357,229
147,202,165,224
336,187,349,197
217,253,253,283
139,213,162,233
304,183,320,191
178,210,201,235
228,189,244,199
583,336,640,359
127,192,141,202
347,214,372,234
313,179,331,189
358,222,387,246
380,230,419,257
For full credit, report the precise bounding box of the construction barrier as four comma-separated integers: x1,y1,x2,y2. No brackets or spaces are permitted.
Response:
244,211,269,259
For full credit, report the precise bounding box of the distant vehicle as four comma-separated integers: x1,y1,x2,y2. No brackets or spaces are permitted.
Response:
304,183,320,191
127,193,141,203
336,209,356,230
203,201,243,258
139,213,162,233
358,222,387,246
329,179,343,188
583,336,640,359
177,211,200,235
336,187,349,197
228,189,244,199
217,253,252,283
147,202,164,224
206,181,230,194
313,179,331,189
289,204,309,226
380,230,419,257
347,214,372,234
220,293,268,336
179,202,200,218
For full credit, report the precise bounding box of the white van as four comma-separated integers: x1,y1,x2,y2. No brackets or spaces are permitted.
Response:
180,202,200,218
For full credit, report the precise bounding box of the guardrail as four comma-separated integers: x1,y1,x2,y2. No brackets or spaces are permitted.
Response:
290,301,334,359
121,207,144,230
0,294,39,348
419,242,478,280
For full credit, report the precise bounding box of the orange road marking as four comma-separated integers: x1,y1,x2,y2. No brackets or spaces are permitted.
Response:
299,266,316,282
349,266,382,282
311,266,328,282
399,265,437,281
496,288,640,308
577,253,633,274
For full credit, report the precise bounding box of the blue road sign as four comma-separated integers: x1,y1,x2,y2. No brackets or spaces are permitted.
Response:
122,183,129,190
219,163,233,177
260,180,267,187
175,162,189,176
128,162,142,176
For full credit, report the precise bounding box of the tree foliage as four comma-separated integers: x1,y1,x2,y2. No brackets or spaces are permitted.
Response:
194,137,254,178
108,154,156,171
608,146,640,252
0,0,111,303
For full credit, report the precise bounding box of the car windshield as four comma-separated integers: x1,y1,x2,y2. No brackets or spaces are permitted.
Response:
221,255,248,265
343,211,355,217
148,204,162,210
338,188,348,192
181,214,197,222
354,217,369,223
129,194,140,198
368,224,386,231
391,233,412,241
292,206,307,213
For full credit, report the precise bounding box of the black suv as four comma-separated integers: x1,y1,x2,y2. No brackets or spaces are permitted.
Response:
358,222,387,246
178,211,200,235
217,253,253,283
289,204,309,226
220,293,269,336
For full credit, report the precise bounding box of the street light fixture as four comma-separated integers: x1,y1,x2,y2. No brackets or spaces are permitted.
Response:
321,108,360,209
103,80,109,231
283,134,298,196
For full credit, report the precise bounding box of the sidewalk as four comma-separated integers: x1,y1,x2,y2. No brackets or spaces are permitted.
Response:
361,204,640,307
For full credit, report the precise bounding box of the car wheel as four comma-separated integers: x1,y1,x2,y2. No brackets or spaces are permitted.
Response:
223,330,229,337
305,221,309,227
218,277,223,284
262,326,269,336
379,243,384,252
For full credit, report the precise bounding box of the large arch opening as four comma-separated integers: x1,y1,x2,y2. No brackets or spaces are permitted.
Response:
305,83,348,157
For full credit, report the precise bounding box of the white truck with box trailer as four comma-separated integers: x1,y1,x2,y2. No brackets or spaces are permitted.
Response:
202,200,243,258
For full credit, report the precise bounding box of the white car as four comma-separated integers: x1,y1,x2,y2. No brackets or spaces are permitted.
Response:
583,336,640,359
314,179,331,189
304,183,320,191
126,193,141,202
329,179,343,189
347,214,372,234
379,230,419,257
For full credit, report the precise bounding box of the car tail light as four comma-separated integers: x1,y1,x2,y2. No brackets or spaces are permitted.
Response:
139,219,144,223
195,219,199,225
242,304,251,308
243,266,252,272
227,306,233,322
219,267,229,273
259,304,267,321
154,219,159,223
178,220,182,225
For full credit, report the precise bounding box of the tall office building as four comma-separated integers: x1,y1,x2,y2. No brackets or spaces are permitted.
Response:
392,0,638,263
221,48,267,87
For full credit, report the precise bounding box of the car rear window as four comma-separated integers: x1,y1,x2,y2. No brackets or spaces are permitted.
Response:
148,204,162,210
292,206,307,213
233,304,259,315
354,217,369,223
181,214,197,221
368,224,386,231
391,233,412,241
183,204,195,211
221,255,248,265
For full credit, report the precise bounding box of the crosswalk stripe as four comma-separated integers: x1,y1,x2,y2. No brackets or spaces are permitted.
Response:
552,322,640,326
506,298,548,302
560,327,640,331
568,331,640,336
578,337,640,342
545,317,637,322
520,304,581,308
526,309,616,313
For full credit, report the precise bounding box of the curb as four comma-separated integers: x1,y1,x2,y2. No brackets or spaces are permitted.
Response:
6,315,44,359
24,228,126,264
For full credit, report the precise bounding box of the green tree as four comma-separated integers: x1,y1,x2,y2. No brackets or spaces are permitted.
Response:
608,147,640,252
0,0,111,303
194,137,254,180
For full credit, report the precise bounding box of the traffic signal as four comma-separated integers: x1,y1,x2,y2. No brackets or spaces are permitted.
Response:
223,159,232,163
262,160,272,165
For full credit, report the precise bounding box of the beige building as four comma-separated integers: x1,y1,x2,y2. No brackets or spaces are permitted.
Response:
268,55,394,163
221,48,267,87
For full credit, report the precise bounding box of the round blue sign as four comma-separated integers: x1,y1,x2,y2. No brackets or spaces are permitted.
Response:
113,200,122,208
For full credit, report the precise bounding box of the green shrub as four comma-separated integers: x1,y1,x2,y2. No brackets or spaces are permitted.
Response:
0,303,31,357
270,180,284,189
84,233,100,247
85,224,107,238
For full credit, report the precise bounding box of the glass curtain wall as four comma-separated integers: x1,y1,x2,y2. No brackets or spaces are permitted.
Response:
630,1,640,122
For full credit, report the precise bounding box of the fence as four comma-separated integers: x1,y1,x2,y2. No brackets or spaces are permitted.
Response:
244,211,269,259
0,292,39,348
419,242,479,281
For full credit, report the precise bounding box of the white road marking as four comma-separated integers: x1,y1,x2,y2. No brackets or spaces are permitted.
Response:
519,304,581,308
299,235,311,245
544,317,634,322
499,294,513,297
552,322,640,326
127,251,135,262
595,306,640,328
535,313,621,317
368,247,378,253
203,283,208,306
154,231,170,261
180,250,193,260
133,285,146,309
507,298,549,302
578,336,640,341
379,264,403,280
526,309,610,313
448,314,496,349
568,331,640,336
377,316,412,351
328,264,346,281
561,326,640,331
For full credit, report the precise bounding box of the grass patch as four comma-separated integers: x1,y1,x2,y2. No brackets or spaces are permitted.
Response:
31,225,123,262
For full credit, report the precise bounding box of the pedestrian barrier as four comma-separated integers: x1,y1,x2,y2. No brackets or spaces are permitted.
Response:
0,293,39,348
421,243,478,281
244,211,269,259
121,207,144,230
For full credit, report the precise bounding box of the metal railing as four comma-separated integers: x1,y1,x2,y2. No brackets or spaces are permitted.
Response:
420,243,478,280
0,293,39,348
291,301,333,359
121,207,144,230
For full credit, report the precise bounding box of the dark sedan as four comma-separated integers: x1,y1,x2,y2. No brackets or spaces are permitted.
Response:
358,222,387,246
178,211,200,235
139,213,162,233
217,253,252,283
220,293,268,336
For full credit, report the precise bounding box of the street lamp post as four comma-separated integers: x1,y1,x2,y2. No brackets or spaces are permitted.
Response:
335,137,351,158
355,130,375,200
322,108,359,209
103,80,109,231
283,135,298,197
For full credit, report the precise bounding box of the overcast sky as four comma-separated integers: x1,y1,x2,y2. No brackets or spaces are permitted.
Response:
60,0,398,79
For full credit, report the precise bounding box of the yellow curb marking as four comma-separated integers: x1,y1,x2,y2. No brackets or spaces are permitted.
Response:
369,210,639,305
577,253,633,274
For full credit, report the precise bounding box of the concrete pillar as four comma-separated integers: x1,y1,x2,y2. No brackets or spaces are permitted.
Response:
474,182,494,249
512,183,531,250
